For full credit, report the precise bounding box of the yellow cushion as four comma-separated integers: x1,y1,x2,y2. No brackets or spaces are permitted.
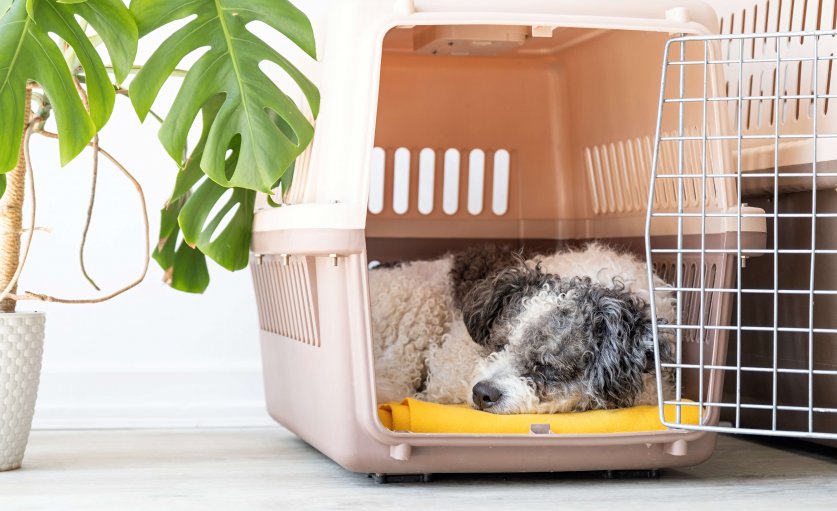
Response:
378,398,701,434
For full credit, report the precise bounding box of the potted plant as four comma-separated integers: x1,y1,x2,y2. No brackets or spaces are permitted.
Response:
0,0,317,471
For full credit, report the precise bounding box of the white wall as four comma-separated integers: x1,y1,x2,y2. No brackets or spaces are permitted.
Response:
29,0,333,429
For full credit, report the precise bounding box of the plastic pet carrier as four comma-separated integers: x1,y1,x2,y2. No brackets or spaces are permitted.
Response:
249,0,777,476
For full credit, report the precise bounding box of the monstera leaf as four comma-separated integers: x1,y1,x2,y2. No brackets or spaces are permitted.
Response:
135,0,318,291
129,0,319,193
154,95,256,293
0,0,137,173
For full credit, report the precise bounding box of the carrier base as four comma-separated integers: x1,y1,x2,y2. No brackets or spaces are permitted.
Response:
369,469,661,484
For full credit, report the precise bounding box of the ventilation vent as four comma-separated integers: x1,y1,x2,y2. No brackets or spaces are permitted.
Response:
654,260,721,344
369,147,511,217
717,1,837,129
586,130,723,216
585,137,652,215
251,255,320,347
680,262,720,343
284,138,314,204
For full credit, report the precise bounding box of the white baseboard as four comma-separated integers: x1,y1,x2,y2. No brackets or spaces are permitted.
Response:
32,365,276,429
33,402,274,429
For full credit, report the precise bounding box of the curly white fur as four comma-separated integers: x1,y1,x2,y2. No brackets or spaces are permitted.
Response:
369,257,455,403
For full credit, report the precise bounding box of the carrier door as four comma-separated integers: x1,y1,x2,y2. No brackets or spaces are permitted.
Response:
648,28,837,443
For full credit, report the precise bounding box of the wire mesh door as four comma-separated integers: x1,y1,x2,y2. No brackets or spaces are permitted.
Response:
647,30,837,441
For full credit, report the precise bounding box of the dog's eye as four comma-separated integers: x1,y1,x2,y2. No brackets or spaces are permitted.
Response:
486,335,509,353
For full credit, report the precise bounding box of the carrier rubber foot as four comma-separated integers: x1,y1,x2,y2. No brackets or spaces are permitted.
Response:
603,469,660,479
369,473,434,484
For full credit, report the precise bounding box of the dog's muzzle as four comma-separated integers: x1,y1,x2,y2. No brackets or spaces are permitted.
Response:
472,381,503,410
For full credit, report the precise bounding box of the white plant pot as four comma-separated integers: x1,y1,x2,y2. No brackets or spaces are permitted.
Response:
0,312,45,472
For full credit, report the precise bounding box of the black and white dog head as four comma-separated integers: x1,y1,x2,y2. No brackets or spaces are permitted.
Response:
458,261,673,414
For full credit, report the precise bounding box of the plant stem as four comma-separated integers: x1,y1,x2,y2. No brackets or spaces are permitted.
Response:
115,88,164,123
74,76,101,291
0,87,31,313
102,65,189,78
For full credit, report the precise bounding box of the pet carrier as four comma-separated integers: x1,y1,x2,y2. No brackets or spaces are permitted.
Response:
652,0,837,447
250,0,768,476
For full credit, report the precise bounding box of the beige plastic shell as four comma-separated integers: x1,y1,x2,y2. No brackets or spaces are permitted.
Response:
249,0,758,475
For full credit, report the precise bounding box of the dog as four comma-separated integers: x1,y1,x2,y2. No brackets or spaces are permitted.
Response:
369,243,676,414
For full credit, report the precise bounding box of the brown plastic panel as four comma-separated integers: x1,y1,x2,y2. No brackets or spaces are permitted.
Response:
726,190,837,448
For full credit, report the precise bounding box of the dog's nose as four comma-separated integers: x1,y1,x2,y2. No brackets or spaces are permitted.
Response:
472,381,503,410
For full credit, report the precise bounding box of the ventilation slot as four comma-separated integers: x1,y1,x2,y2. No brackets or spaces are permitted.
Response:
418,148,435,215
492,149,510,215
443,148,460,215
392,147,411,215
369,147,385,214
251,255,320,347
467,149,485,215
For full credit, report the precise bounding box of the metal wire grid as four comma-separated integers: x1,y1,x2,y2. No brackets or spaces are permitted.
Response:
646,30,837,440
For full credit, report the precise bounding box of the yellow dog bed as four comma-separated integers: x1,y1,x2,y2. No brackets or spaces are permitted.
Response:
378,398,701,434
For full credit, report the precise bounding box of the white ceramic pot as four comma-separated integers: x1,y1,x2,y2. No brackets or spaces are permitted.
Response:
0,312,45,472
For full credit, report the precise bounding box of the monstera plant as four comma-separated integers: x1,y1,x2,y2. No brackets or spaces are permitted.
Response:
0,0,317,472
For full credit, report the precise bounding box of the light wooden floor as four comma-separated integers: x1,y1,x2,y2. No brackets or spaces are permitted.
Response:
0,428,834,511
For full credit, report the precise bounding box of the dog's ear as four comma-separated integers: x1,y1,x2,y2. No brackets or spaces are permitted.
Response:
460,263,547,350
450,244,520,309
583,286,652,408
